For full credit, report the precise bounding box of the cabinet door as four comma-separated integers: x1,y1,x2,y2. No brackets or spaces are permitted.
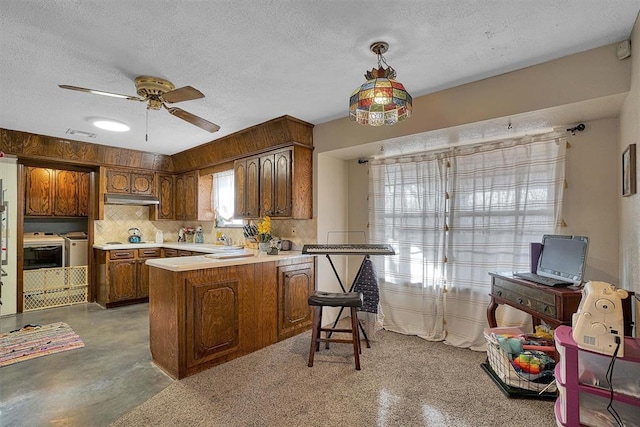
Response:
77,172,90,217
106,169,130,193
260,150,292,217
25,167,53,216
186,277,240,367
174,174,186,220
108,260,137,301
183,171,198,220
277,262,314,341
234,157,260,218
137,247,161,298
157,173,175,219
174,171,198,220
136,259,150,298
234,160,247,217
53,170,78,216
260,154,275,216
272,150,292,217
131,172,154,195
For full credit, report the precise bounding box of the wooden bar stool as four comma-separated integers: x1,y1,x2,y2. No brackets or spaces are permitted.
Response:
307,291,363,370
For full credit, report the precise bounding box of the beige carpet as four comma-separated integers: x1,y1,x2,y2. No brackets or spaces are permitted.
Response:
111,327,556,426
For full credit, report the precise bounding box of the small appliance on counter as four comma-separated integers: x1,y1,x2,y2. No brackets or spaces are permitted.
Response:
128,227,142,243
64,231,88,266
280,239,292,251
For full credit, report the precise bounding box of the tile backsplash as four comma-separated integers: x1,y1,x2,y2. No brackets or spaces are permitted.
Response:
95,205,317,250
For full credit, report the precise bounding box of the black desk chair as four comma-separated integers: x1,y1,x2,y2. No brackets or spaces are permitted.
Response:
307,291,363,370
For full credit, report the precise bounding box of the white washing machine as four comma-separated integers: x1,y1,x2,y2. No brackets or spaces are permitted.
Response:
64,232,88,266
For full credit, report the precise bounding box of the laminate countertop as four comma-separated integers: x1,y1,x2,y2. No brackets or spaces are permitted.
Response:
93,242,246,252
145,250,307,272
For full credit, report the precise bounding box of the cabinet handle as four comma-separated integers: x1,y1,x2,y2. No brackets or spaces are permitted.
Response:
114,252,132,258
496,290,502,297
517,298,524,305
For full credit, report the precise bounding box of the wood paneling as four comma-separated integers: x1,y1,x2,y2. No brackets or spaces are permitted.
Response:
1,128,173,172
172,115,313,172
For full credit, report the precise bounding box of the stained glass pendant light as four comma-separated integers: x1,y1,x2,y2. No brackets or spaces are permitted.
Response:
349,41,412,126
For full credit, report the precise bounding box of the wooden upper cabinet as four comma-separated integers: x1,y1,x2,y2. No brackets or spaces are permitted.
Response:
106,169,130,193
53,169,79,216
25,167,54,216
106,168,154,195
77,172,90,217
261,149,292,217
155,173,175,220
175,171,198,220
234,157,260,218
131,172,154,195
25,167,89,217
234,146,310,219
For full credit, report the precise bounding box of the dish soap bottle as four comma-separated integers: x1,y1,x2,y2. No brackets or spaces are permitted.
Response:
195,225,204,244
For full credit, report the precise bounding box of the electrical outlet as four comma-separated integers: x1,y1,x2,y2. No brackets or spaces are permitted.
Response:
291,225,296,235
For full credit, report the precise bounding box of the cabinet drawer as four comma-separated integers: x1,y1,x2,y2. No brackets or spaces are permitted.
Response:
493,279,557,319
109,249,136,260
163,248,179,257
178,250,193,257
137,248,161,258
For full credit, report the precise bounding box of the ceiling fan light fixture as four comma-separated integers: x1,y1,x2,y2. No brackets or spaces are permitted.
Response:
349,41,412,126
92,119,130,132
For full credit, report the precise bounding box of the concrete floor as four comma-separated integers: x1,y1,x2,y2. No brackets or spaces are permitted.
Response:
0,303,173,427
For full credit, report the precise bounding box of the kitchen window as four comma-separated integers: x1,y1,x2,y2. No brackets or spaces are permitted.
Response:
212,169,244,227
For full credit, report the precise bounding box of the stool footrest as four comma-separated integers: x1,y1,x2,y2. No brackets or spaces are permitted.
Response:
320,327,352,333
317,338,356,344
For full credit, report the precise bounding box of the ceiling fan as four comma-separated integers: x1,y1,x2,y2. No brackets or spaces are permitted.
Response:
59,75,220,133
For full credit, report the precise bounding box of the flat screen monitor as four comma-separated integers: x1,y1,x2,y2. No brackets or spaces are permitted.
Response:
536,234,589,285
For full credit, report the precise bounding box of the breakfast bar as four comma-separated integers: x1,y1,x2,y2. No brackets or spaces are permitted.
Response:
146,250,315,379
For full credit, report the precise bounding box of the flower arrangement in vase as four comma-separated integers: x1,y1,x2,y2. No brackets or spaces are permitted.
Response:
181,226,195,243
257,216,272,251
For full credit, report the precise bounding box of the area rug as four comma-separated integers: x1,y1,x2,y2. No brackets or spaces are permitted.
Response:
0,322,84,367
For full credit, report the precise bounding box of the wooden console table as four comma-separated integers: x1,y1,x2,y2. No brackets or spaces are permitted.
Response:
487,272,634,336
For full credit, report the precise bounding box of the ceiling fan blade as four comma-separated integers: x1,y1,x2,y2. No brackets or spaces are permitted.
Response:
161,86,204,103
166,107,220,133
58,84,143,101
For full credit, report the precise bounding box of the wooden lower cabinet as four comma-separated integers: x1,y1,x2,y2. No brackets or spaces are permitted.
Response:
277,260,314,341
95,247,161,307
149,256,315,379
109,259,137,301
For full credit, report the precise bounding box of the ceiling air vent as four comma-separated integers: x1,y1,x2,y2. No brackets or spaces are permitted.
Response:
66,128,97,138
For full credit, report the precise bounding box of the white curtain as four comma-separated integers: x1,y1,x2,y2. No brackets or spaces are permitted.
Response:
369,133,567,350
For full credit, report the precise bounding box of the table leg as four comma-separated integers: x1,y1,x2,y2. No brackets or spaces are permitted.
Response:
487,298,498,328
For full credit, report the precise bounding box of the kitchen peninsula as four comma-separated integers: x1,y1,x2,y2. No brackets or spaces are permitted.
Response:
144,250,315,379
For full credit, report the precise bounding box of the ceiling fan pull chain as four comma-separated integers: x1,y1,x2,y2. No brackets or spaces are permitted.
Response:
145,107,149,142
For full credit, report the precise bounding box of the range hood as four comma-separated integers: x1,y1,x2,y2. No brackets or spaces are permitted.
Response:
104,193,160,206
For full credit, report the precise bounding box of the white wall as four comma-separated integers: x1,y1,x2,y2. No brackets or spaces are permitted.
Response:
0,157,18,316
619,12,640,335
561,117,620,283
316,153,349,321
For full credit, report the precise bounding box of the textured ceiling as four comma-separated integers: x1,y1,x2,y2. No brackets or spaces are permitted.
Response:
1,1,640,155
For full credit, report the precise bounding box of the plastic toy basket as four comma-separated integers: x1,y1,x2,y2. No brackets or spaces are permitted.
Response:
23,266,88,311
483,327,557,394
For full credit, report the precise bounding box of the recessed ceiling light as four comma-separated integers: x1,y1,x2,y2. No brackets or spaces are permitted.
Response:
91,119,130,132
